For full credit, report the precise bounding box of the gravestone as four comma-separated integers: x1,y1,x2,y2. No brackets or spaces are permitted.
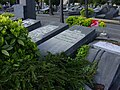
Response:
22,19,41,32
28,22,69,45
87,41,120,90
13,0,36,19
38,25,96,55
13,4,24,19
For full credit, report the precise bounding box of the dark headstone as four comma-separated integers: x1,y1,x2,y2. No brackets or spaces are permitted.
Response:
28,22,69,45
22,19,41,32
15,0,36,19
24,0,36,19
87,41,120,90
94,52,120,90
38,25,96,55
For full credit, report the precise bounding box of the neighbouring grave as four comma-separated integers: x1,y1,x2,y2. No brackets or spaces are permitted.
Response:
87,41,120,90
22,19,41,31
13,4,24,19
28,22,69,45
93,27,120,42
94,41,120,55
38,25,96,55
13,0,36,19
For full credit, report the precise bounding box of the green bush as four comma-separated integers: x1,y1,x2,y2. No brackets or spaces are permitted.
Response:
82,18,92,27
99,21,106,27
75,16,86,25
0,16,97,90
0,5,2,9
80,8,94,17
76,45,90,59
0,52,97,90
66,16,106,27
0,15,40,64
66,16,78,26
1,12,15,18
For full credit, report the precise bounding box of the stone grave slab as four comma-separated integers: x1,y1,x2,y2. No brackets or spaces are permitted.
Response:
38,25,96,55
94,52,120,90
22,19,41,31
28,22,69,45
88,41,120,90
93,41,120,55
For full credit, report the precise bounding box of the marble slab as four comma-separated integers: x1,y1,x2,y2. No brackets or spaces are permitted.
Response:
38,25,96,55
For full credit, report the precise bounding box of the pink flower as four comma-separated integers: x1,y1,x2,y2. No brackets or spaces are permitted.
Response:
90,20,99,27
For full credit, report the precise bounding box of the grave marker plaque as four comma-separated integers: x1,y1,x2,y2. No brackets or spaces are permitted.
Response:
28,22,69,45
38,25,96,55
22,19,41,31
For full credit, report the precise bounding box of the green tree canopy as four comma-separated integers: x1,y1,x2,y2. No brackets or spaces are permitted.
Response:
44,0,60,6
0,0,16,5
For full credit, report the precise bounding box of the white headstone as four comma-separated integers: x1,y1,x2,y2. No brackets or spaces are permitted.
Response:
19,0,26,5
13,4,24,18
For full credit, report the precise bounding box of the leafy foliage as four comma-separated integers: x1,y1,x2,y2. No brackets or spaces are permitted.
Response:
0,52,97,90
76,45,90,59
80,8,94,17
0,16,97,90
1,12,15,18
66,16,79,26
44,0,60,6
66,16,106,27
0,15,40,65
99,21,106,27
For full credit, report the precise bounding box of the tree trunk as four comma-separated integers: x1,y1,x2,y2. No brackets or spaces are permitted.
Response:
85,0,88,18
41,0,42,9
49,0,53,15
60,0,64,23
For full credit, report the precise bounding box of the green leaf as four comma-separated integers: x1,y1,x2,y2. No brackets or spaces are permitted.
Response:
2,45,10,49
6,46,13,51
13,64,20,67
0,37,4,46
17,40,24,46
2,50,9,56
10,39,16,45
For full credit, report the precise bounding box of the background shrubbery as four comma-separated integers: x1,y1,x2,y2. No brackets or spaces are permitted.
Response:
1,12,14,18
80,8,94,17
0,15,97,90
66,16,106,27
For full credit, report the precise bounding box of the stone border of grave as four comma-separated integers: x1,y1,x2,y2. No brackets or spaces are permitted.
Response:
22,19,41,32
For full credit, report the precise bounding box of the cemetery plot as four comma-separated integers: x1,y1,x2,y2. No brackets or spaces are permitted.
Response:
22,19,41,31
28,22,69,45
38,25,96,55
88,41,120,90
